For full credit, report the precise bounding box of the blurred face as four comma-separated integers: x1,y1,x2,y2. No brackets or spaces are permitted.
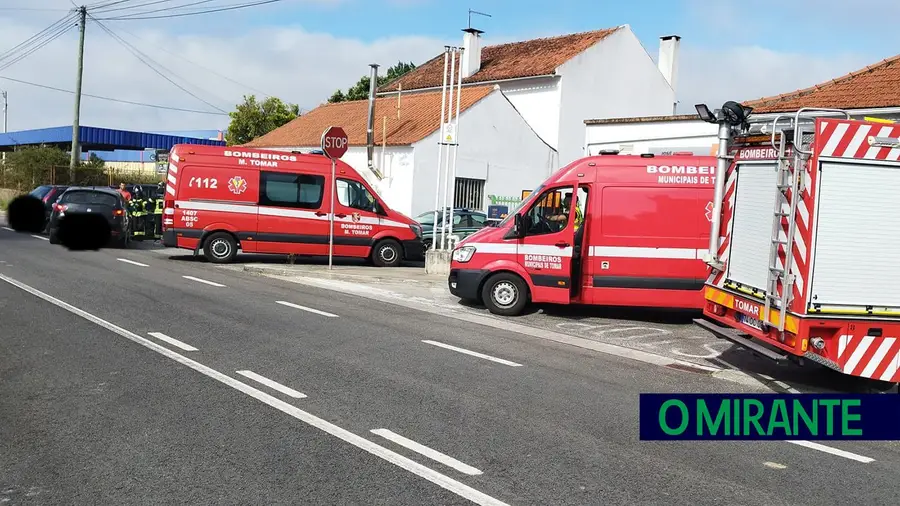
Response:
119,184,125,190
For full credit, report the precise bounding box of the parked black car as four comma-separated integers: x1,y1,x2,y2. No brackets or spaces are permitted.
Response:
47,187,131,248
29,184,69,232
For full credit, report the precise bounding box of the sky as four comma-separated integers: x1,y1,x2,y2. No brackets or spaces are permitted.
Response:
1,0,899,134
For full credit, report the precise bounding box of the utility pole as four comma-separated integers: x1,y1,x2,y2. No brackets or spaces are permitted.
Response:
1,90,7,133
69,5,87,181
1,89,7,166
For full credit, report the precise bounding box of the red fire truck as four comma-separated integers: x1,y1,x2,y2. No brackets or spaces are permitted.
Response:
694,101,900,384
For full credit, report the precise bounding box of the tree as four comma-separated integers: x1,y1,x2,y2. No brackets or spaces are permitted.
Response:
327,61,417,103
226,95,301,146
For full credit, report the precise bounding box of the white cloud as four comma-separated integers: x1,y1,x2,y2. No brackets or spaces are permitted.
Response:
674,44,874,114
0,3,449,132
0,1,890,134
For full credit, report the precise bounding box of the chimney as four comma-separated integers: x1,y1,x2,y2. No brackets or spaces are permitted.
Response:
366,63,379,173
461,27,483,79
658,35,680,93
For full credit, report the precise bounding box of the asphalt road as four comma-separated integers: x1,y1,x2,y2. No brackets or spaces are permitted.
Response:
3,228,900,505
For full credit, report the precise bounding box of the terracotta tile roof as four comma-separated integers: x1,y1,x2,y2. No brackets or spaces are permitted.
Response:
378,27,622,93
243,85,497,148
745,54,900,113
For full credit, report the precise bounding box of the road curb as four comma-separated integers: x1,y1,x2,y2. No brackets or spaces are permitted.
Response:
232,265,788,392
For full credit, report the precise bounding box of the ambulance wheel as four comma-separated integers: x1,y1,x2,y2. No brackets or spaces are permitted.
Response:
482,272,528,316
203,232,237,264
372,239,402,267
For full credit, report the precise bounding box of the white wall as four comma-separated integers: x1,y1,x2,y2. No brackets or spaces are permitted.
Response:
409,89,557,217
556,25,677,165
496,76,561,151
584,119,718,156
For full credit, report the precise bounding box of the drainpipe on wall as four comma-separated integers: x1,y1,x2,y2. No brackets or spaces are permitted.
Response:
366,64,383,180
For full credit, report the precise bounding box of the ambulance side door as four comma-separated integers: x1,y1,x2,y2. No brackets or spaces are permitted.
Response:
176,165,259,252
331,177,381,258
517,183,577,305
256,170,329,256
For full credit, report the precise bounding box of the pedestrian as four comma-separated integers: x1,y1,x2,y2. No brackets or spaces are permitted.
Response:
118,183,132,202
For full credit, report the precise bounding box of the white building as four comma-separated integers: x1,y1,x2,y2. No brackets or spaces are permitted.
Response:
583,53,900,156
378,25,681,165
244,84,556,218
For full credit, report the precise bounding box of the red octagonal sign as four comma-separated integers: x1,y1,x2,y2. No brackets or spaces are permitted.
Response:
320,126,349,160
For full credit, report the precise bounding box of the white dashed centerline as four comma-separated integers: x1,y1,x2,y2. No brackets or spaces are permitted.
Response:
147,331,198,352
2,227,13,232
183,275,226,287
371,429,483,476
421,340,523,367
276,300,339,318
0,273,509,506
117,258,149,267
31,235,49,241
786,440,875,463
236,370,306,399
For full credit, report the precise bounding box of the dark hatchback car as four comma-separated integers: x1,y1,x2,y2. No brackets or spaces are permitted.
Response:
48,187,131,248
29,184,69,232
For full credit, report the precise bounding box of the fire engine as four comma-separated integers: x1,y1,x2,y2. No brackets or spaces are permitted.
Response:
694,101,900,385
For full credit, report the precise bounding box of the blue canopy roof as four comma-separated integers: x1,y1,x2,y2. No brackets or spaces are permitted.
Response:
0,125,226,152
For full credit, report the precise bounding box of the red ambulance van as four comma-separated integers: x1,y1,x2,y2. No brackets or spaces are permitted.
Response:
161,144,424,265
448,153,717,315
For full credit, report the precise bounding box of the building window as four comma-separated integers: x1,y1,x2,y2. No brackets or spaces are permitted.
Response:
259,171,325,209
454,177,485,210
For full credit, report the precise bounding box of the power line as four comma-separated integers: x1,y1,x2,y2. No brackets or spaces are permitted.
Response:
0,13,77,64
96,0,282,20
0,19,77,72
89,16,229,114
0,75,229,115
110,25,277,99
98,0,216,17
91,0,182,14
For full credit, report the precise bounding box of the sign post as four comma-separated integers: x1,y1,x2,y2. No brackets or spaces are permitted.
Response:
320,126,349,270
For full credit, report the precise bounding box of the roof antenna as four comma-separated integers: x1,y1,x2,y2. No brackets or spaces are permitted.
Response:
467,8,491,29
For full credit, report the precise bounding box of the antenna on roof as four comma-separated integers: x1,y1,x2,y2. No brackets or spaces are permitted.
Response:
467,8,491,29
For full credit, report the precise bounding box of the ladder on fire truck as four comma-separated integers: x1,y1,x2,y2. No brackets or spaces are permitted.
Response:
761,108,851,335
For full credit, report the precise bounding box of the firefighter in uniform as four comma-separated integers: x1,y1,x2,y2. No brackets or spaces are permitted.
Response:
549,193,582,231
152,184,164,238
130,185,146,240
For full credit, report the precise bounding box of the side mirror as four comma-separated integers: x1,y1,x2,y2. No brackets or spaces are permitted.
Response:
374,201,387,215
514,214,527,238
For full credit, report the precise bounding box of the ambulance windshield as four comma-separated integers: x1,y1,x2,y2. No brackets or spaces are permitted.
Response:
499,184,544,227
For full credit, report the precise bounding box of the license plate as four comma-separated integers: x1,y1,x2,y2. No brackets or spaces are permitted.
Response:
737,313,764,330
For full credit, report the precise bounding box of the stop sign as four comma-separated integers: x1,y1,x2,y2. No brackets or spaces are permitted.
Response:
320,126,349,160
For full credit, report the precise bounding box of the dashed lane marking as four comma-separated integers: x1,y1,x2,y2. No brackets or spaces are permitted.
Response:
786,440,875,463
183,275,226,287
31,235,49,241
275,300,339,318
0,273,510,506
117,258,149,267
421,340,523,367
236,370,306,399
371,428,483,476
147,331,198,352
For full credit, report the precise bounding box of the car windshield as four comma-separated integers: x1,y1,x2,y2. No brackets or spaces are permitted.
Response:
499,184,545,227
415,211,442,227
61,191,118,207
30,186,52,199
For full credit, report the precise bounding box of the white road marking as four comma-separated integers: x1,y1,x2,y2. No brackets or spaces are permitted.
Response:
31,235,49,241
786,440,875,463
763,461,787,469
371,429,483,476
421,340,523,367
0,273,509,506
117,258,149,267
275,300,339,318
147,331,198,352
182,275,226,287
235,370,306,399
2,226,13,231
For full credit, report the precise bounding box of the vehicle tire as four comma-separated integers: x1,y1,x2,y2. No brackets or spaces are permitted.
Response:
48,229,59,245
203,232,237,264
371,239,402,267
481,272,528,316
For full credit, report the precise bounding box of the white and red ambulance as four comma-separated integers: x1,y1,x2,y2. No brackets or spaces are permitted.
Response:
448,153,717,315
161,144,424,265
